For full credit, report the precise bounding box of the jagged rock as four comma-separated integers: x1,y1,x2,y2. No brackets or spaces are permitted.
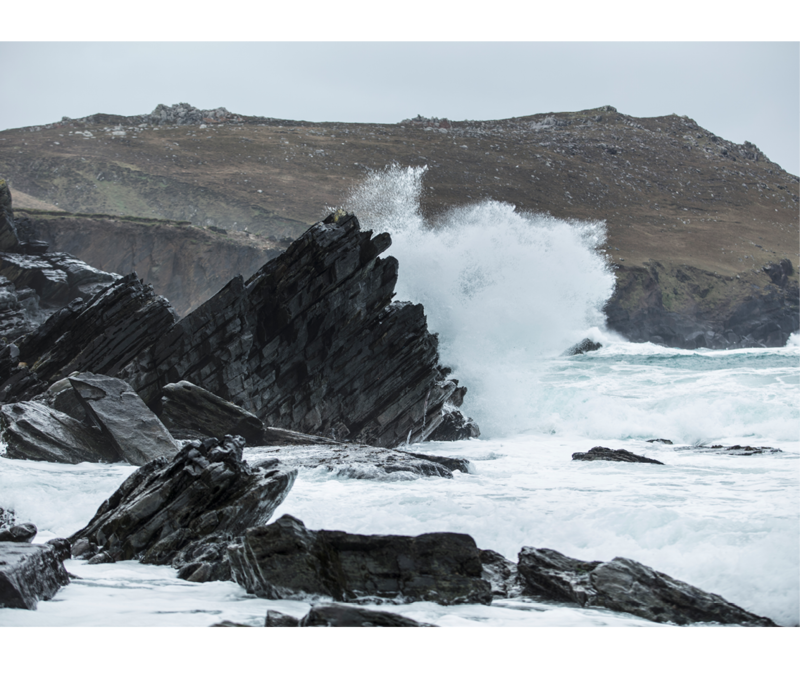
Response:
563,338,603,356
572,446,664,465
0,272,177,403
248,441,470,480
259,426,341,446
0,541,70,609
480,549,523,598
228,514,492,605
299,603,435,627
0,522,37,543
646,438,673,444
46,538,72,562
69,436,296,580
160,380,264,443
0,400,119,463
68,372,179,466
42,377,88,422
427,404,480,441
264,610,301,627
123,213,471,448
516,546,777,626
70,538,97,560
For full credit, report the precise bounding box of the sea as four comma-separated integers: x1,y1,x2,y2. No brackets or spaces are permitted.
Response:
1,166,798,633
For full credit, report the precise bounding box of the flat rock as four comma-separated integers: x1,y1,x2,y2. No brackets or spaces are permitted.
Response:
680,444,783,456
516,546,777,626
69,372,179,466
572,446,664,464
0,400,119,463
0,541,70,610
228,514,492,605
69,435,296,581
160,380,264,443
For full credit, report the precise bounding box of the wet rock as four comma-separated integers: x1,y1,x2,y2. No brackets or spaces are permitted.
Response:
0,541,70,609
69,435,296,580
299,603,435,627
123,212,472,447
646,438,673,445
572,446,664,465
228,514,492,605
70,538,98,560
427,404,481,441
0,272,177,403
480,549,523,598
563,338,603,356
681,444,783,456
45,538,72,562
0,179,19,252
264,610,301,627
0,400,120,463
516,546,777,626
0,522,37,543
0,506,14,529
68,372,179,466
160,380,264,443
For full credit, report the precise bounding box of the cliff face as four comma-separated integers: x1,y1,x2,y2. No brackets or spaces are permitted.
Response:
13,211,284,317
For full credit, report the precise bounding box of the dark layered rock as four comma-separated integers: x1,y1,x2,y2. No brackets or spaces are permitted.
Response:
122,212,470,447
427,404,480,441
0,179,18,251
0,272,177,403
228,514,492,605
269,603,435,627
69,436,296,581
68,372,179,465
160,380,264,443
516,546,777,626
563,338,603,356
572,446,664,465
0,400,119,463
0,541,70,610
0,522,37,543
249,441,470,480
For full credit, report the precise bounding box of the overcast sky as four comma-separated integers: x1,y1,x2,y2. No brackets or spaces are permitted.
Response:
1,39,797,175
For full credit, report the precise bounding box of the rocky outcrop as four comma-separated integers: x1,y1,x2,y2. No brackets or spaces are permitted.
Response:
0,522,37,543
265,603,435,627
228,514,492,605
69,436,296,581
516,547,777,626
572,446,664,464
159,380,265,443
123,212,472,447
0,541,70,610
0,179,18,251
563,338,602,356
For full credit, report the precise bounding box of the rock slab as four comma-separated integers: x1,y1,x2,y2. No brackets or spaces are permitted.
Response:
228,514,492,605
572,446,664,465
516,546,777,626
0,541,70,609
69,435,296,580
265,603,435,627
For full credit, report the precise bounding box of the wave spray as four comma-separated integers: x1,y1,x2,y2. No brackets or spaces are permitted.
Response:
346,165,616,437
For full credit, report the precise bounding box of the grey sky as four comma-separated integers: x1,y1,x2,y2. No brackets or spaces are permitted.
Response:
1,42,798,175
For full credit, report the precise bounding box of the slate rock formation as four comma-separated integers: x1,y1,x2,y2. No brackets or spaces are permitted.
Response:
228,514,492,605
0,541,71,610
264,603,436,627
515,547,777,626
123,212,471,447
572,446,664,465
69,436,296,581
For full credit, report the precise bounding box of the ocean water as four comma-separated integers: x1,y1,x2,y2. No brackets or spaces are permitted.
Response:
1,167,797,628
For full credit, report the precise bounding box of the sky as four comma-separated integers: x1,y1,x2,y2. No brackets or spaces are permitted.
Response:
1,38,798,176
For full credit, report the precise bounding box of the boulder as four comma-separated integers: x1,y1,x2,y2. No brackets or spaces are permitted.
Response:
297,603,435,627
516,546,777,626
0,541,70,610
228,514,492,605
0,400,119,463
69,435,296,581
427,404,480,441
68,372,179,466
0,522,37,543
572,446,664,465
563,338,603,356
159,380,264,443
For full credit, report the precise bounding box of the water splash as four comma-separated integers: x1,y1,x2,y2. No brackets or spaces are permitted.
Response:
346,164,616,437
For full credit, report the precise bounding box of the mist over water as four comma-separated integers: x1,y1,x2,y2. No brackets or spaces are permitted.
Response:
346,165,615,437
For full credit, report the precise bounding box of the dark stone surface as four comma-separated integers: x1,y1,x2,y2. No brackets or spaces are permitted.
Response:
572,446,664,465
122,212,471,447
427,405,480,441
681,444,783,456
299,603,435,627
228,514,492,605
480,549,523,598
0,506,14,529
68,372,179,466
0,522,37,543
0,400,120,463
516,546,777,626
0,179,19,252
69,436,296,580
160,380,265,443
563,338,603,356
264,610,301,627
0,541,70,610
